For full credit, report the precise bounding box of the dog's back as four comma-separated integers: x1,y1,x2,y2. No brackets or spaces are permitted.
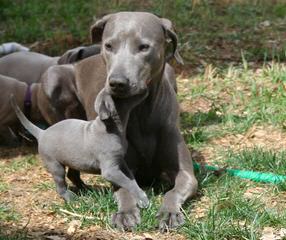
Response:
0,52,59,85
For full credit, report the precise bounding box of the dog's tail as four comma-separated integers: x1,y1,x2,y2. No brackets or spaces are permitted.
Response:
10,95,42,140
0,42,29,55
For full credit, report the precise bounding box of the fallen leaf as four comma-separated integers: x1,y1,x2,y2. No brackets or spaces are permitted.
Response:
67,220,81,235
260,227,277,240
260,20,271,27
260,227,286,240
278,228,286,238
143,233,154,240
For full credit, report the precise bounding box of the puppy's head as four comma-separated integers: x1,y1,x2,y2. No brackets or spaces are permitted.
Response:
41,65,86,122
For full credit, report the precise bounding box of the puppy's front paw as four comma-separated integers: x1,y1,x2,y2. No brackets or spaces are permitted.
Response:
62,190,76,202
137,191,149,209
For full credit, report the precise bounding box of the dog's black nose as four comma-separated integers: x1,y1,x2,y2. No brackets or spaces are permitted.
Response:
109,75,129,92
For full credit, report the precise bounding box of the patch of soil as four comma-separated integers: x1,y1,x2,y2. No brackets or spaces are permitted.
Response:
196,125,286,164
190,196,211,220
211,125,286,152
180,97,213,114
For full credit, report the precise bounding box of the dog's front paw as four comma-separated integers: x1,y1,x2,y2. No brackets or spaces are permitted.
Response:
62,190,76,202
111,207,140,231
156,208,185,232
137,191,149,209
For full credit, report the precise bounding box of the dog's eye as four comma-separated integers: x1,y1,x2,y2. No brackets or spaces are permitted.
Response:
105,43,113,51
138,44,150,52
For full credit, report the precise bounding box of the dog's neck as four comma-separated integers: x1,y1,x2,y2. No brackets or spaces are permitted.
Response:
141,63,166,109
129,62,177,130
114,95,146,134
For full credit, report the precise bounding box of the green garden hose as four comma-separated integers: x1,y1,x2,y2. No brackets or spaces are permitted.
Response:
193,162,286,184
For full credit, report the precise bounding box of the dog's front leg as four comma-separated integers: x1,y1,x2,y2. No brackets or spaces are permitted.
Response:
112,187,141,231
100,157,148,231
101,162,149,209
157,130,198,232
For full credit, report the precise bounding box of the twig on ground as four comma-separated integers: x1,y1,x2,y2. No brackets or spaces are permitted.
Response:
59,208,96,220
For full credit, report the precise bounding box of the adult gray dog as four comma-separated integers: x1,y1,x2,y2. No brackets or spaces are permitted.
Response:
71,12,198,231
59,45,178,93
11,86,149,208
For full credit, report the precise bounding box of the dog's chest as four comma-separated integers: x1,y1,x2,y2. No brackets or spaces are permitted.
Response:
58,151,101,174
127,115,158,164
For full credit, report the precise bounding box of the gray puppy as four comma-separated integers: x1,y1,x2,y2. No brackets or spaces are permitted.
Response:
10,88,149,208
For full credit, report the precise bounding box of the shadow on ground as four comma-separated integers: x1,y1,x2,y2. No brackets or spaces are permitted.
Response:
0,144,37,160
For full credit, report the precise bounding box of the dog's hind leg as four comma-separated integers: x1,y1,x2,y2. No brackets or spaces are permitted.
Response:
44,158,74,201
157,135,198,231
67,168,89,190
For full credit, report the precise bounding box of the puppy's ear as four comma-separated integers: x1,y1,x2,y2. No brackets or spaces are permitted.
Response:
94,89,117,120
160,18,184,65
90,14,113,43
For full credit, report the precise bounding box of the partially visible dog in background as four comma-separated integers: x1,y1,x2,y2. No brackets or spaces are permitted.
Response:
0,45,100,146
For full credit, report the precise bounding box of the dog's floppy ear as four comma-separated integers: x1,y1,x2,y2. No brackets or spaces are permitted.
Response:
90,14,113,43
42,66,76,103
94,89,117,120
160,18,184,65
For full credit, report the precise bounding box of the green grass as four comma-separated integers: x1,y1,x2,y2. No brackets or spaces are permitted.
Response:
180,62,286,150
51,144,286,238
54,188,116,227
49,169,286,239
0,181,8,193
0,203,21,222
1,0,285,62
2,155,38,173
224,148,286,175
53,188,162,231
175,60,286,239
181,175,286,239
33,181,55,191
